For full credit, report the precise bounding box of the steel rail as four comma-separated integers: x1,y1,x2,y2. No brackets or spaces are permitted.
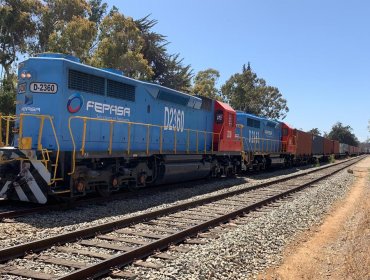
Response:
0,206,48,220
0,157,363,265
58,157,356,280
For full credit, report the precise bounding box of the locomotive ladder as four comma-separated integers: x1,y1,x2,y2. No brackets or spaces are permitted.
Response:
18,114,63,186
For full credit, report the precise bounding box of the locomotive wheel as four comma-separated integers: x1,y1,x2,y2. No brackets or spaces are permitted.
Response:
96,185,112,197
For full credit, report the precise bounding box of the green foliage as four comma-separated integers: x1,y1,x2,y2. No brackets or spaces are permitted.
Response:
1,1,291,117
155,53,193,92
48,16,96,62
0,74,16,115
0,0,40,77
1,0,194,92
328,122,359,146
193,68,224,101
135,15,193,91
221,63,289,120
36,0,91,53
90,12,153,80
328,154,335,163
88,0,107,25
314,158,320,167
308,128,321,135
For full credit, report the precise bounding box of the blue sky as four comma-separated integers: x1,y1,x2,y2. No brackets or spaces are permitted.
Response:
112,0,370,141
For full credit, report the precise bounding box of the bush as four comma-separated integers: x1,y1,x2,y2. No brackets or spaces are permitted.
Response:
329,154,335,163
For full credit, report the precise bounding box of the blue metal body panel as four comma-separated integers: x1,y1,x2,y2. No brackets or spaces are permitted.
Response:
16,54,214,154
236,112,281,154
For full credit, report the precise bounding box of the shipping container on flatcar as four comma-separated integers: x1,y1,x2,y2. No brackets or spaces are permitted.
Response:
296,129,312,158
348,145,359,156
354,147,360,156
332,140,340,156
281,123,313,164
349,145,354,155
339,143,349,155
312,135,324,156
323,137,332,155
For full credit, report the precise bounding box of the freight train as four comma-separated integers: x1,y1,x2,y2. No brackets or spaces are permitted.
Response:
0,53,360,204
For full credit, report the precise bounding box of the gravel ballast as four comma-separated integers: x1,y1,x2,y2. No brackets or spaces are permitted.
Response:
108,169,356,280
0,163,337,248
0,161,360,280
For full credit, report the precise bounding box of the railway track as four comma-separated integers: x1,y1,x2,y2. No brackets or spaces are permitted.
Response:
0,156,363,279
0,158,355,220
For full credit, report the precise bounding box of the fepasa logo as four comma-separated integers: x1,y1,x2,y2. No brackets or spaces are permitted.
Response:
86,101,130,117
67,93,83,113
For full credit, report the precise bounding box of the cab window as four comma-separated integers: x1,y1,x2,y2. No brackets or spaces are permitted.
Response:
215,110,223,124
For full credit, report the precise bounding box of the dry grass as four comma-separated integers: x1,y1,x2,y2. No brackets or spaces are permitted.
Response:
260,157,370,280
342,187,370,280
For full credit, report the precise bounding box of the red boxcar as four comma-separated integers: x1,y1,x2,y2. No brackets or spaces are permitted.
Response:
332,140,339,155
348,145,359,156
296,130,312,157
323,138,332,155
281,123,313,160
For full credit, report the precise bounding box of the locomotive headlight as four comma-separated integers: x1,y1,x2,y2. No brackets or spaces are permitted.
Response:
20,71,32,79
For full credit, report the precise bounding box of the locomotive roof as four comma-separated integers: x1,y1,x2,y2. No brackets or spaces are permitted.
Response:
236,111,280,125
27,53,202,105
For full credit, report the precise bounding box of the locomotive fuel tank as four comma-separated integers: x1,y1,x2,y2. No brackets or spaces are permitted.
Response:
155,155,211,184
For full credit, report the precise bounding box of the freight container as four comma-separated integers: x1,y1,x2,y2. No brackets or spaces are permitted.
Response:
312,135,324,155
349,145,353,155
323,138,332,155
353,146,358,155
339,143,349,154
348,145,358,156
295,130,312,157
332,140,339,155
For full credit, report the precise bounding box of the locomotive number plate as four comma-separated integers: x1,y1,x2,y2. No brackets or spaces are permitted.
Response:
30,82,58,93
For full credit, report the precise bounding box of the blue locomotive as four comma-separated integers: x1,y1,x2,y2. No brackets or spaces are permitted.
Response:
0,53,246,203
3,53,352,204
237,112,284,167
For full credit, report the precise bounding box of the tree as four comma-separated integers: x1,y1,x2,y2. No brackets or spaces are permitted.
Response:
0,73,16,114
0,0,40,80
221,63,288,120
308,128,321,135
258,83,288,120
48,16,96,62
156,53,193,92
135,16,167,81
192,68,224,100
90,12,154,80
88,0,107,25
135,15,193,92
36,0,91,53
327,122,359,146
1,2,193,91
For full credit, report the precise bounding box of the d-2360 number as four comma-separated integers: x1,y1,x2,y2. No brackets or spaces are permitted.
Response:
164,106,184,132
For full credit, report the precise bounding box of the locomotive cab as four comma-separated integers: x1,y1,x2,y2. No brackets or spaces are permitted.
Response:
213,101,241,152
281,122,296,154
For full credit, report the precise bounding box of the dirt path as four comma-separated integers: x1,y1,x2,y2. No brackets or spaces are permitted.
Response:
260,156,370,280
